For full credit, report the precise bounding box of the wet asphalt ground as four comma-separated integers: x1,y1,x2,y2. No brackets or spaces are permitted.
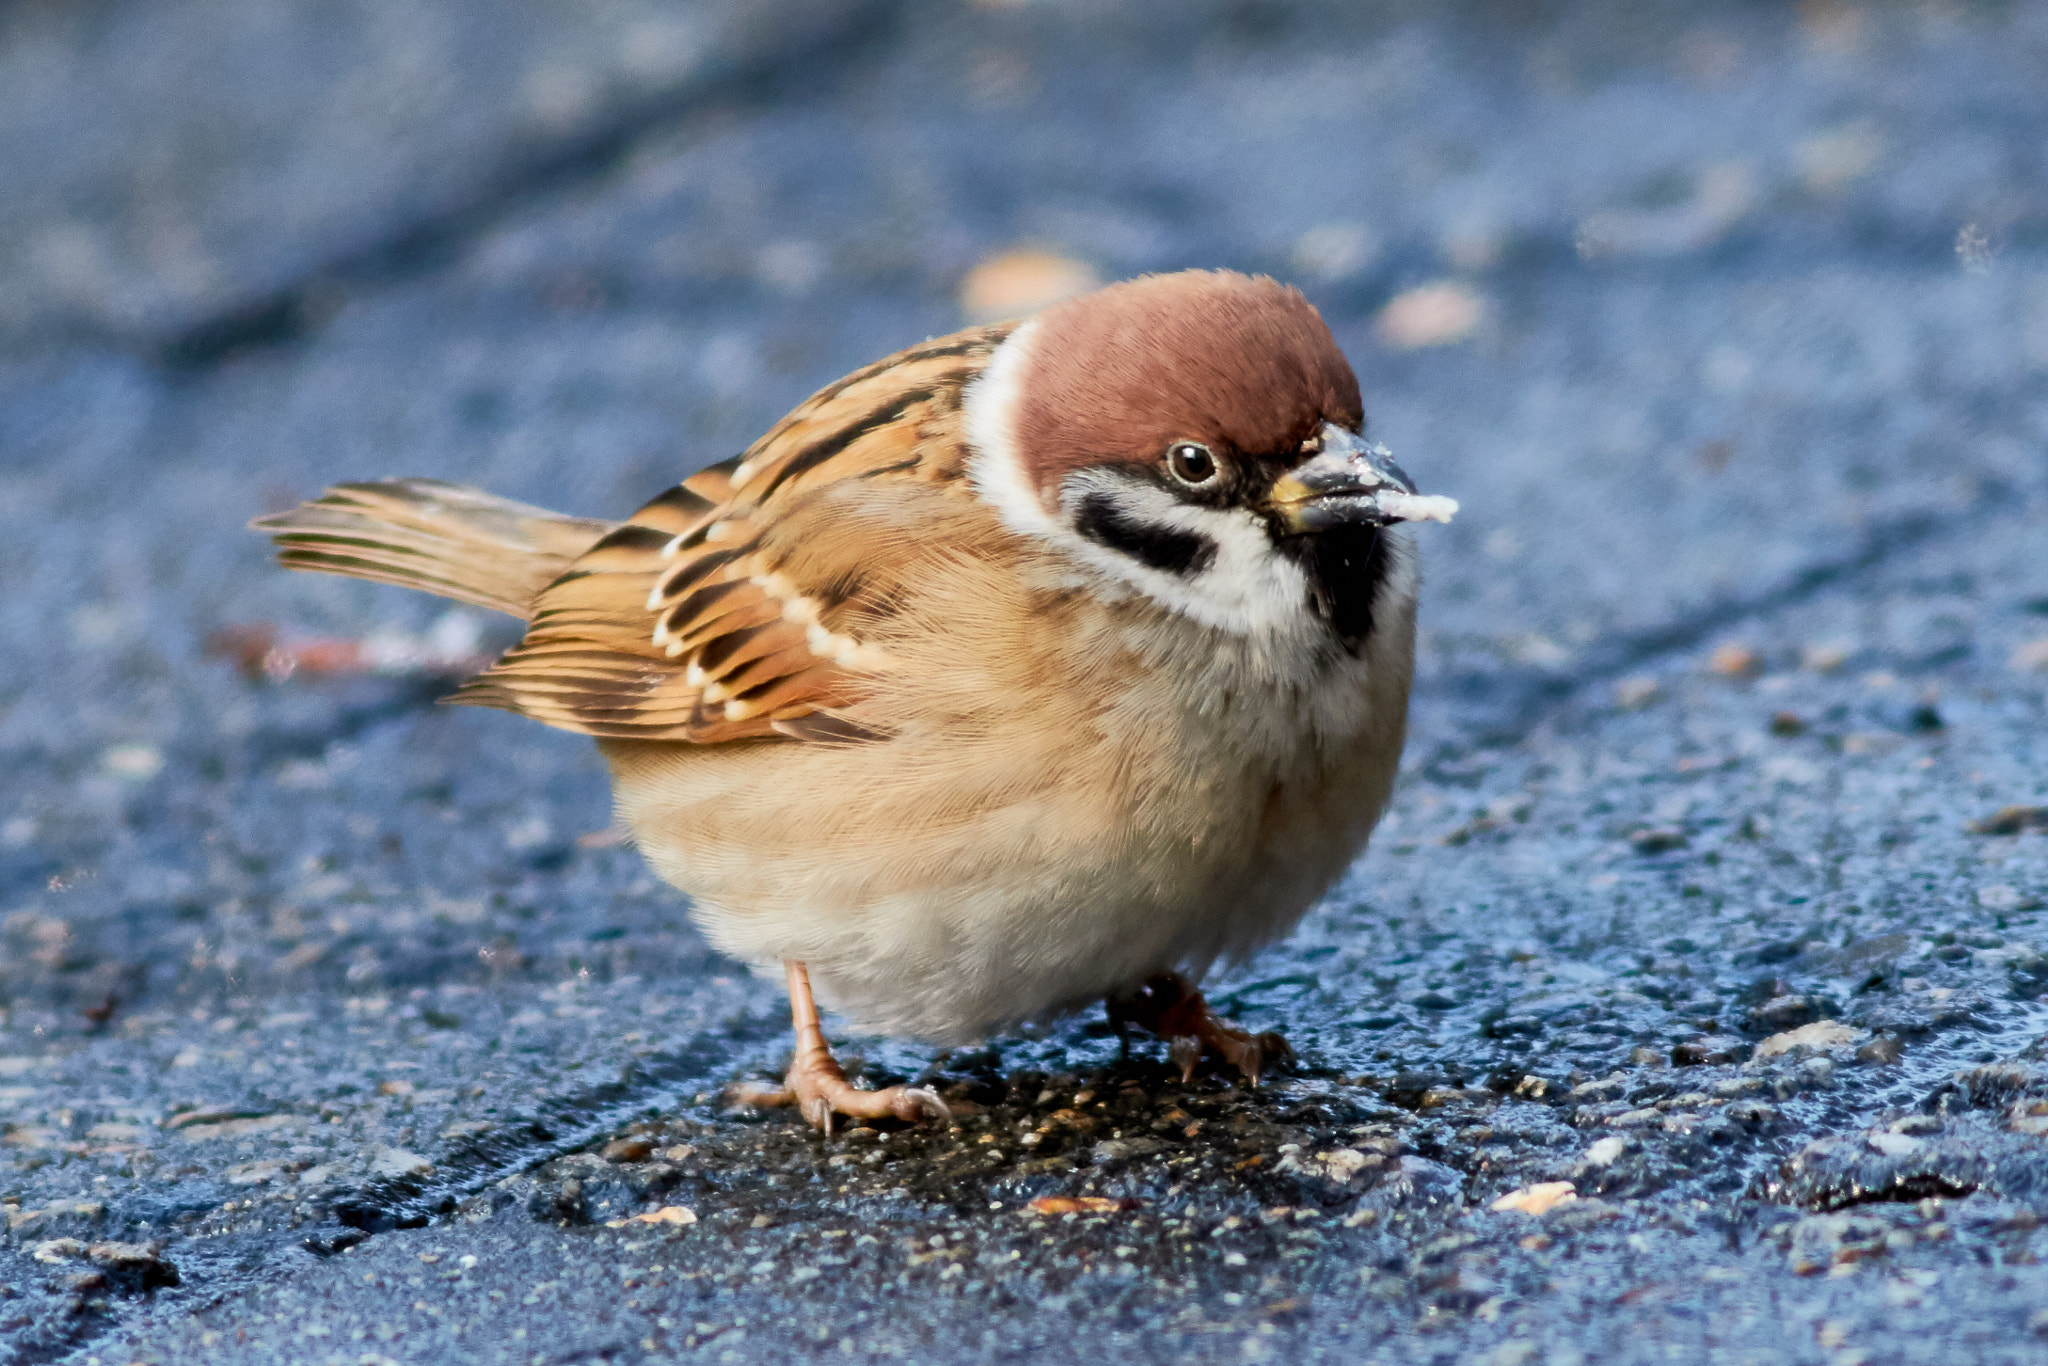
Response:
3,1,2047,1361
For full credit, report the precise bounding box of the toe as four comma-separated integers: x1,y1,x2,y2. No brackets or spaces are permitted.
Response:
1235,1032,1293,1088
728,1082,795,1110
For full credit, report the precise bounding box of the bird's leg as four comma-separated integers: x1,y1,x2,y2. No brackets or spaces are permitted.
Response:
1108,973,1294,1087
731,961,950,1135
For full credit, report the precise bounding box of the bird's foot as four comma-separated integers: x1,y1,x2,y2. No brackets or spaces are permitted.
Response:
732,1052,949,1136
732,959,950,1135
1111,973,1294,1087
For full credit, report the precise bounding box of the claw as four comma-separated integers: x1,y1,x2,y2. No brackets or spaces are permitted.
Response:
895,1087,952,1124
1170,1036,1202,1084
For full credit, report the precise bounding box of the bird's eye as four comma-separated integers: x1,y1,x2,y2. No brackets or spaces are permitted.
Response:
1165,442,1219,487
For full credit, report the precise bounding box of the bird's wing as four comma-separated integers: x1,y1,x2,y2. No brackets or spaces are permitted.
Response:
448,324,1014,743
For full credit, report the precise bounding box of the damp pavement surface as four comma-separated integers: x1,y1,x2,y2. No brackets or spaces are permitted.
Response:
4,1,2048,1362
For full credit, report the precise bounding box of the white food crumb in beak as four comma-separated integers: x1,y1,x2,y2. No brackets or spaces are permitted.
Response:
1377,491,1460,524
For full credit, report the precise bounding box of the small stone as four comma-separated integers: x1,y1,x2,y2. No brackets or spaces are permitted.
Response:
1311,1149,1374,1182
86,1241,179,1289
1802,641,1851,673
1582,1136,1628,1166
32,1238,85,1263
1769,711,1806,736
1750,995,1820,1031
224,1159,287,1186
618,1205,696,1228
1491,1182,1577,1215
1570,1073,1628,1101
1613,676,1660,709
369,1146,433,1179
958,250,1099,323
2009,639,2048,673
1375,282,1484,349
601,1138,654,1164
101,744,164,780
1026,1196,1134,1216
1866,1131,1922,1157
1756,1020,1866,1058
1968,806,2048,836
1672,1036,1748,1066
1627,827,1688,854
1856,1035,1903,1065
1707,643,1760,677
2010,1100,2048,1136
1292,222,1379,280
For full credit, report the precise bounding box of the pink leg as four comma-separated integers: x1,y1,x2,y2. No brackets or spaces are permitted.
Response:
732,961,950,1134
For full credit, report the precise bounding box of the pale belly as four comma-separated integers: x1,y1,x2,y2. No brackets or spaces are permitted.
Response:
598,645,1406,1043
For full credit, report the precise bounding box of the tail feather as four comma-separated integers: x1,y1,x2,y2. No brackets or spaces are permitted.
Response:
252,478,616,620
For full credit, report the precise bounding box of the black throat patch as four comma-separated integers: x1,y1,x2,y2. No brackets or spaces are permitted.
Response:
1074,491,1218,577
1275,521,1395,651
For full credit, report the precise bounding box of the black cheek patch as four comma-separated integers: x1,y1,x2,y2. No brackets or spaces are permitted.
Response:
1074,491,1218,577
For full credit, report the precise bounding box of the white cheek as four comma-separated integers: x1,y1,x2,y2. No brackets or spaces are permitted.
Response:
1054,472,1314,638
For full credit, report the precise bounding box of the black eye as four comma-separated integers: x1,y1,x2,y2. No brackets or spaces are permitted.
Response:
1165,441,1218,487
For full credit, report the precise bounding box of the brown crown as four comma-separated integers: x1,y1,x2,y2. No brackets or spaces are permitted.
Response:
1011,270,1363,500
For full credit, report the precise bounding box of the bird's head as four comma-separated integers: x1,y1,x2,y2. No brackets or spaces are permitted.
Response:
964,269,1455,646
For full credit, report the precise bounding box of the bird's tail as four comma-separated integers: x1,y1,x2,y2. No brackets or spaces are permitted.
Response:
251,478,616,620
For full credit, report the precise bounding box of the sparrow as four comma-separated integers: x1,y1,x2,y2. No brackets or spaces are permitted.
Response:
254,270,1456,1132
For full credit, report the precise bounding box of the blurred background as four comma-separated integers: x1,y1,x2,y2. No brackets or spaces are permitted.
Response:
2,3,2047,1359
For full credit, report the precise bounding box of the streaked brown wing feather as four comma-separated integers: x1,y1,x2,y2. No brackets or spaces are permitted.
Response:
449,325,1013,743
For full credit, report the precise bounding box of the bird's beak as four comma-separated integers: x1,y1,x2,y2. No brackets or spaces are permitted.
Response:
1266,423,1458,533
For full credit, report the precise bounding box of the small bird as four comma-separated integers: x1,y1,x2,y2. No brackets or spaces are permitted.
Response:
255,270,1455,1132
